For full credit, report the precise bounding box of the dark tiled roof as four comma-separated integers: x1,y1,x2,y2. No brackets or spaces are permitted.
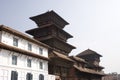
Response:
69,56,87,63
77,49,102,57
30,10,69,25
86,62,104,69
74,65,105,76
52,51,74,62
26,23,73,38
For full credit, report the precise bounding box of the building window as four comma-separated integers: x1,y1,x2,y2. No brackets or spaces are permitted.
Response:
28,43,32,51
13,37,18,47
11,71,18,80
55,66,60,74
27,59,31,67
12,55,17,65
39,74,44,80
39,47,43,55
26,73,33,80
39,61,43,69
63,68,68,75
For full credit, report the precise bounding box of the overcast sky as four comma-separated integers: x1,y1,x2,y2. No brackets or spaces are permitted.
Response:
0,0,120,74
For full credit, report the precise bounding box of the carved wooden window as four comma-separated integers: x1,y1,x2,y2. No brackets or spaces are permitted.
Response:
62,67,68,76
55,66,60,75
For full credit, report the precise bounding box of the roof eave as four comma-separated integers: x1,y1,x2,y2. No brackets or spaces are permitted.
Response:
0,43,49,61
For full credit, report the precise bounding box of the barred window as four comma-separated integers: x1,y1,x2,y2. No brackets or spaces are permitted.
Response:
26,73,33,80
28,43,32,51
39,74,44,80
27,59,31,67
12,55,17,65
39,47,43,55
11,71,18,80
39,61,43,69
13,37,18,47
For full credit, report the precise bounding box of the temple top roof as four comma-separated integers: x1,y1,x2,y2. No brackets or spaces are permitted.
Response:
77,49,102,57
30,10,69,29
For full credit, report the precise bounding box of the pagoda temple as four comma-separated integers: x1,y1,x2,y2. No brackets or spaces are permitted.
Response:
26,11,105,80
26,10,76,80
26,11,75,55
77,49,104,72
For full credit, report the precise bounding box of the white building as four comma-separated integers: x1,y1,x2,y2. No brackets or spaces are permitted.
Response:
0,25,55,80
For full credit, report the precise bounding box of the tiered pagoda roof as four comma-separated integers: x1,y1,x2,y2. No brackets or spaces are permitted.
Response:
26,10,75,55
26,23,73,42
30,10,69,28
77,49,104,70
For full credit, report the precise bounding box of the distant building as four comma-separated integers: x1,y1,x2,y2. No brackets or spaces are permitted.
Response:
26,10,76,80
0,25,55,80
102,74,113,80
102,72,120,80
118,74,120,80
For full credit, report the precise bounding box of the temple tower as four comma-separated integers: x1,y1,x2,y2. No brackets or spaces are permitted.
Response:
26,10,75,80
26,10,75,56
77,49,104,71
